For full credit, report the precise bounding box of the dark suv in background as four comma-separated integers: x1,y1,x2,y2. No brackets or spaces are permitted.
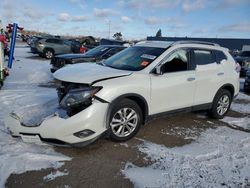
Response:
50,45,126,72
31,38,81,59
235,51,250,77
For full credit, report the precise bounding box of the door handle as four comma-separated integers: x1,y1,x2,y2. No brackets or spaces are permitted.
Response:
187,77,195,81
217,72,224,76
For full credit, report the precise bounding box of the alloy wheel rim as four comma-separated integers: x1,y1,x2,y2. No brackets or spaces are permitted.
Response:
217,95,230,115
46,51,53,58
110,107,138,137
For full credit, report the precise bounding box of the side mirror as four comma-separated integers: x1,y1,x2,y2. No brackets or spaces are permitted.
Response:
155,65,163,75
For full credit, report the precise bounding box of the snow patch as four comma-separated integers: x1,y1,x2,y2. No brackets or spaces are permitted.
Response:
123,127,250,187
231,103,250,114
161,122,206,140
43,170,69,181
221,116,250,130
0,47,71,187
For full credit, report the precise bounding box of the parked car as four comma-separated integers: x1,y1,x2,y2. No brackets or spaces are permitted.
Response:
234,51,250,77
50,45,126,73
31,38,81,59
29,36,45,50
244,70,250,93
6,41,240,147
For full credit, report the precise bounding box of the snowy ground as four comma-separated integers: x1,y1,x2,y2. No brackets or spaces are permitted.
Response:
0,47,71,187
123,91,250,187
1,47,250,188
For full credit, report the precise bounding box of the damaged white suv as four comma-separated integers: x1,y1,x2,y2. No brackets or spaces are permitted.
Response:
6,41,240,146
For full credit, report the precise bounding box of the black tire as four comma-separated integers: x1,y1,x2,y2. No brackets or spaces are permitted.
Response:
109,98,142,142
44,49,54,59
209,89,232,119
38,53,44,57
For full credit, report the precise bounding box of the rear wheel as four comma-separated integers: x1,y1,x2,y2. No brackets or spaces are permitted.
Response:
209,89,232,119
44,49,54,59
109,99,142,141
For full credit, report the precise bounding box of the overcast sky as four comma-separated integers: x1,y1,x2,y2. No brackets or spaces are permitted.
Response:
0,0,250,40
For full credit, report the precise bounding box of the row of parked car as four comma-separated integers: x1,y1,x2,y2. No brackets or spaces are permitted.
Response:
233,49,250,92
29,36,83,58
6,40,242,147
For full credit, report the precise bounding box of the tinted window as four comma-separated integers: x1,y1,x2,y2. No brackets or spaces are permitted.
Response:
46,39,62,44
104,46,165,71
239,51,250,57
105,48,124,56
46,39,55,43
215,50,227,63
162,49,189,73
194,50,215,65
84,46,110,56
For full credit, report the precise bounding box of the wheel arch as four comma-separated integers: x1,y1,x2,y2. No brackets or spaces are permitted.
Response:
106,93,149,128
43,47,55,54
217,83,235,98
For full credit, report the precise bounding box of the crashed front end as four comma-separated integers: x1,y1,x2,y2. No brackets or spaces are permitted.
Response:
5,81,109,147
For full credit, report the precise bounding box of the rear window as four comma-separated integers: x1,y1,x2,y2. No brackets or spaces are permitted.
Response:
194,50,215,65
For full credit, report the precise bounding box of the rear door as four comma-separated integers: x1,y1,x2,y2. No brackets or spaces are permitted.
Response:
192,49,225,105
150,48,196,114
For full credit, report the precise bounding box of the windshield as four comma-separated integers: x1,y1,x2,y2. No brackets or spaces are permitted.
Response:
104,46,165,71
84,46,110,56
239,51,250,57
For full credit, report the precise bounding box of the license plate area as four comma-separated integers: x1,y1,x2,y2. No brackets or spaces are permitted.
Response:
20,134,45,145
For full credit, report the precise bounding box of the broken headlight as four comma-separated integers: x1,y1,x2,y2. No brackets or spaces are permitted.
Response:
60,87,101,110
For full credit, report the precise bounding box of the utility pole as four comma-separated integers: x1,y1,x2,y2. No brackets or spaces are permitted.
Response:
108,20,111,39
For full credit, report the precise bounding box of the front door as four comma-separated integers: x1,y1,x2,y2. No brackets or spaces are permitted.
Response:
150,48,196,115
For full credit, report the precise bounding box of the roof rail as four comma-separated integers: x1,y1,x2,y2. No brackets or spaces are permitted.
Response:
173,40,220,47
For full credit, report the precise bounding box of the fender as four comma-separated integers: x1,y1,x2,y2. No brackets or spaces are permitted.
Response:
105,93,149,129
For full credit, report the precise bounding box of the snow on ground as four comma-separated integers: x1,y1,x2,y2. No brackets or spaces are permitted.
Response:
123,84,250,187
221,116,250,130
123,127,250,188
43,170,69,182
160,124,205,140
231,92,250,114
0,47,71,187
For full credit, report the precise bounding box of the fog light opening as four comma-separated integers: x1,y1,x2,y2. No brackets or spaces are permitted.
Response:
74,129,95,138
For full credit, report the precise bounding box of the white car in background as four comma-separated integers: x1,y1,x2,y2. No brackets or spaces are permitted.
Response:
6,40,240,146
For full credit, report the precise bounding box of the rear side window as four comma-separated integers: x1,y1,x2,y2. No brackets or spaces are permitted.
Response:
193,50,215,65
214,50,227,63
46,39,63,44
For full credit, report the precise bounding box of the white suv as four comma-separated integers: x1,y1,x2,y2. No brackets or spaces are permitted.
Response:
6,41,240,146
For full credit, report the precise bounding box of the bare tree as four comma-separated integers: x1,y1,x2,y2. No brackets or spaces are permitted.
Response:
113,32,123,41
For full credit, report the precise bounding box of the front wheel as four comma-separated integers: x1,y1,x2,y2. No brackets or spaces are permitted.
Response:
44,49,54,59
109,99,142,142
209,89,232,119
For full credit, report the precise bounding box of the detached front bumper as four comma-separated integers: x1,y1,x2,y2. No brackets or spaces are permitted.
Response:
5,101,109,146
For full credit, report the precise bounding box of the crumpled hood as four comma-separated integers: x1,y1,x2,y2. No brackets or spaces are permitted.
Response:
53,63,132,84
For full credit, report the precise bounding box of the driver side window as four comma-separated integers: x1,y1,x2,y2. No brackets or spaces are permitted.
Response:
161,49,189,73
